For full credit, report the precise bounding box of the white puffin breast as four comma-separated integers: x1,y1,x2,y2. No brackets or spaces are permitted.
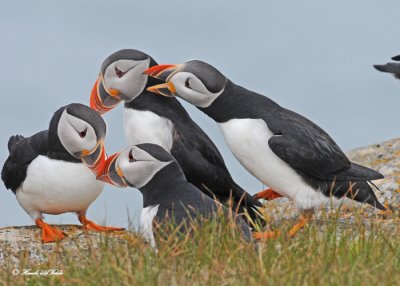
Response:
218,118,347,210
140,204,159,248
123,108,174,152
16,155,104,218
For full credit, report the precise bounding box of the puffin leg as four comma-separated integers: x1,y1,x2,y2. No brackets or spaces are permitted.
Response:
288,209,314,237
78,214,125,232
35,218,66,243
287,216,308,237
254,188,283,201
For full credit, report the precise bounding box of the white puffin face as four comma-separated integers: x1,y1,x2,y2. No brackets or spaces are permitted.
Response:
57,110,98,158
116,146,171,189
103,59,150,102
170,72,223,108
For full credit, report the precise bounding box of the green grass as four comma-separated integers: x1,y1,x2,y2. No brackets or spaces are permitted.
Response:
1,210,400,286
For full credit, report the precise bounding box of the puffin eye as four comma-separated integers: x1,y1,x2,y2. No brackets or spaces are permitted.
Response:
128,150,136,162
79,128,87,138
185,78,192,89
115,67,125,78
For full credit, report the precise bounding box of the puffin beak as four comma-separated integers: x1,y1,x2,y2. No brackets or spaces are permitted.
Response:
81,140,107,177
144,64,181,82
90,75,123,114
96,152,128,188
144,64,182,97
147,82,177,97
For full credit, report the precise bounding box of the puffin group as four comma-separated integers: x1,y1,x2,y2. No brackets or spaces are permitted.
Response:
1,49,388,246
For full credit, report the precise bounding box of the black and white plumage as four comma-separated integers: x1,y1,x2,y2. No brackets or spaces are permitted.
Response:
1,103,122,242
145,60,385,213
374,55,400,79
98,143,252,247
90,49,262,223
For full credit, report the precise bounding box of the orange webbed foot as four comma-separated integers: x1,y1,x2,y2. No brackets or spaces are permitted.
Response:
78,215,125,232
255,188,283,201
253,230,281,240
35,218,66,243
253,215,310,241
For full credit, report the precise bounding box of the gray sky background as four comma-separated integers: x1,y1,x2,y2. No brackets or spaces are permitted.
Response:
1,1,400,228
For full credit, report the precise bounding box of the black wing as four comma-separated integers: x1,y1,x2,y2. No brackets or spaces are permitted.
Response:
1,131,48,193
267,108,382,181
171,121,262,211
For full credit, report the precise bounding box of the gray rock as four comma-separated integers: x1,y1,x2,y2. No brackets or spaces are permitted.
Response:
0,225,135,267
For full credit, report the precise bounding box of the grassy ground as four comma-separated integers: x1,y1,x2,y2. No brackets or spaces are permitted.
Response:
1,208,400,286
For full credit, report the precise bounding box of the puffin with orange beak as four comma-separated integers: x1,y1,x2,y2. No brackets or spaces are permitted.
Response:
145,60,385,238
90,49,264,225
97,143,252,248
1,103,123,243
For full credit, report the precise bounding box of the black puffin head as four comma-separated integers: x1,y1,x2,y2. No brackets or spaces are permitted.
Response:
144,60,228,108
97,143,178,189
90,49,162,114
51,103,107,175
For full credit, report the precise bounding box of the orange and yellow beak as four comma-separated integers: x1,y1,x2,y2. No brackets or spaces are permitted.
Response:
147,82,177,97
96,152,128,188
81,140,107,177
143,64,181,97
90,75,123,114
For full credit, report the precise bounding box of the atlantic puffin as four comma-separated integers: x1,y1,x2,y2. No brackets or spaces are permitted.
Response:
374,55,400,79
97,143,252,247
89,49,265,223
1,103,123,242
144,60,385,238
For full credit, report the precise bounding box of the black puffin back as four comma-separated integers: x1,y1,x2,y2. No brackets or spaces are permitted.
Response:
2,131,49,193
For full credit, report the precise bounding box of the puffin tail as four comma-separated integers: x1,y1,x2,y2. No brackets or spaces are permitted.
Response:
334,162,384,181
349,181,386,211
7,135,25,153
331,181,386,211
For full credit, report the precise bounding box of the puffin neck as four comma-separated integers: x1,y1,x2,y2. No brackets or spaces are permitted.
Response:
198,80,241,123
139,162,187,206
199,80,281,123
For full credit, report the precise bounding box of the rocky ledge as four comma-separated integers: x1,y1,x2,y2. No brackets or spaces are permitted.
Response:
0,225,136,267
